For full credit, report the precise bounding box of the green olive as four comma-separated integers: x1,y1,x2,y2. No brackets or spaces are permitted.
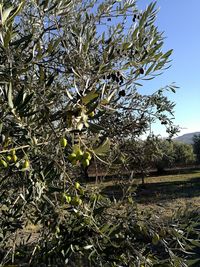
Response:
71,196,82,206
65,195,71,203
81,159,90,168
6,155,12,161
75,182,80,190
11,149,16,156
76,149,83,160
83,151,92,161
23,160,30,169
68,153,76,162
0,159,8,168
60,137,67,148
12,155,18,163
88,111,95,117
152,233,160,245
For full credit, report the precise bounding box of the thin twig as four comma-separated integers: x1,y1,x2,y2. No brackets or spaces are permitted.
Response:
0,142,49,154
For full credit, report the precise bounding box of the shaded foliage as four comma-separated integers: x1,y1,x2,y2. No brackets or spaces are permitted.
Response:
193,134,200,164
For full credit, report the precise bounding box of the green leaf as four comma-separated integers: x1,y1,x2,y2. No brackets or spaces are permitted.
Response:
83,245,93,250
82,90,99,105
11,34,33,47
6,1,25,24
187,258,200,266
14,88,24,107
88,122,106,133
16,92,34,112
107,89,117,103
94,137,110,156
7,83,14,109
189,239,200,247
3,29,12,48
2,6,13,25
146,62,156,76
66,89,73,100
162,49,173,59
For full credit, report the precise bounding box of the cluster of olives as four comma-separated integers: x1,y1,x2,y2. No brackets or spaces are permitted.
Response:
0,149,30,171
104,71,124,85
62,182,83,206
0,149,17,168
63,193,82,206
68,147,92,168
132,13,142,22
0,149,16,168
60,137,92,168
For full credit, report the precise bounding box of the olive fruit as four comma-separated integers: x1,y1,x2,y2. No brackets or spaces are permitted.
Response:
88,111,95,117
6,155,12,161
152,233,160,245
65,195,71,204
76,149,83,160
83,151,92,161
11,149,16,156
139,68,144,74
0,159,8,168
71,196,82,206
60,137,67,148
12,155,18,163
23,160,30,169
68,153,76,162
75,182,80,190
81,158,90,168
119,90,125,97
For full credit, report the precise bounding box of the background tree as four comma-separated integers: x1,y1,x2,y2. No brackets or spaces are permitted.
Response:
118,135,162,184
173,141,195,166
154,138,174,173
154,140,195,172
193,134,200,164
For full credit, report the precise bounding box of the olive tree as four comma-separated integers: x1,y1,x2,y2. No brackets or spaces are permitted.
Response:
0,0,179,265
173,141,195,166
193,134,200,164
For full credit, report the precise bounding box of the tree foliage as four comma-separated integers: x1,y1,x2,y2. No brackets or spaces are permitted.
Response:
117,138,195,178
172,141,195,166
0,0,185,266
193,134,200,164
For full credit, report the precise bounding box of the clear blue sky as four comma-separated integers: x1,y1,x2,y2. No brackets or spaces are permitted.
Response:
137,0,200,137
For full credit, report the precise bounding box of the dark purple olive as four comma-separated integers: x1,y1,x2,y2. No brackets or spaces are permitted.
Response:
139,68,144,74
119,90,126,97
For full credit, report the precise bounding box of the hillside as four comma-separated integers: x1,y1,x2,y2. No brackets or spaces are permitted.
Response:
174,132,200,144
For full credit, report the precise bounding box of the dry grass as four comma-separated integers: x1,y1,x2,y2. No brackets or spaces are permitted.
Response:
90,169,200,219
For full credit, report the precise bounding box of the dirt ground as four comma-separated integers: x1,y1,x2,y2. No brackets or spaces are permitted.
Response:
92,169,200,219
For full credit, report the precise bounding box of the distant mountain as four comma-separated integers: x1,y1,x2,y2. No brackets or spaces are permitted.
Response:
174,132,200,144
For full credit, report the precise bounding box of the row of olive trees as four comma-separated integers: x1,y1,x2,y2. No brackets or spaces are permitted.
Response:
115,137,196,177
155,139,195,172
153,134,200,172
